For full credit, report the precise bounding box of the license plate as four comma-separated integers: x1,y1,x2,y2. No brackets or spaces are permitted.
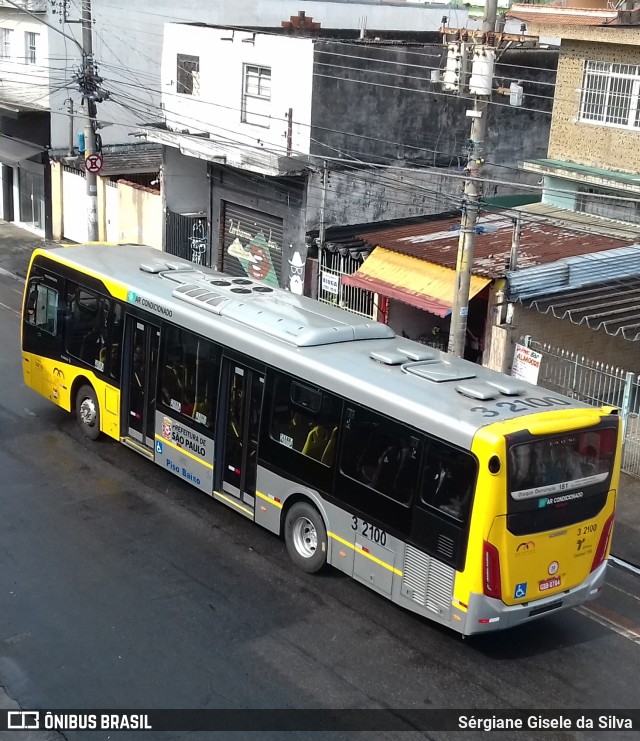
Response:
539,576,561,591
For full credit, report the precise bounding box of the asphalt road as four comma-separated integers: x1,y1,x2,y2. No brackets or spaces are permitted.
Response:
0,273,639,741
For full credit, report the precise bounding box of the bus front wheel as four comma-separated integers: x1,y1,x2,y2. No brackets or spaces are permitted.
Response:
284,502,327,574
76,384,101,440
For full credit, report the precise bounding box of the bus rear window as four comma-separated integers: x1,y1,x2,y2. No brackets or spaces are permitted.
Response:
508,427,616,502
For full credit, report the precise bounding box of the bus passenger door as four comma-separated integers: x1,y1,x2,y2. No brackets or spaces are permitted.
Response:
219,359,265,512
125,317,159,449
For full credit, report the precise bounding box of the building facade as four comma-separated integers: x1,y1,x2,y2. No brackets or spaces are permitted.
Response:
503,0,640,377
143,20,558,287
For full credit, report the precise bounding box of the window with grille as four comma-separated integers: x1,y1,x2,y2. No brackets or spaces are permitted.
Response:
0,28,12,59
579,60,640,129
241,64,271,127
176,54,200,95
24,31,38,64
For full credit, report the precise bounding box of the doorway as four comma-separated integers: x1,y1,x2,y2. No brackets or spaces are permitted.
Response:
125,317,159,449
219,358,265,510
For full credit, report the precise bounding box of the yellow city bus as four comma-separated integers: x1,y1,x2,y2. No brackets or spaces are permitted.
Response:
21,243,622,635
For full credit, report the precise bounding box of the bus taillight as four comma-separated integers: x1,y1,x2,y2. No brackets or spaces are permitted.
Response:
590,513,615,573
483,541,502,600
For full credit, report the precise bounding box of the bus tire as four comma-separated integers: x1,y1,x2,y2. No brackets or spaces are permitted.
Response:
284,502,327,574
76,384,101,440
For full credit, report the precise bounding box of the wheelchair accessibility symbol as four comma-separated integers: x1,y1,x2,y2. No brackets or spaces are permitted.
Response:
514,582,527,599
156,441,163,454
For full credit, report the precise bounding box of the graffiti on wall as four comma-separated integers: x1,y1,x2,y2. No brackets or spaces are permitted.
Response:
226,219,280,287
288,250,306,295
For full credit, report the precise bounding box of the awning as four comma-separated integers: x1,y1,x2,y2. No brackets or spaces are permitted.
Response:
524,276,640,342
0,134,43,165
342,247,491,318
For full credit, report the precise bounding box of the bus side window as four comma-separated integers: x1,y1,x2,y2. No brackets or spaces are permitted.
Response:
268,375,340,465
64,283,108,371
421,441,476,522
340,408,418,504
79,297,110,371
25,282,59,335
158,324,219,428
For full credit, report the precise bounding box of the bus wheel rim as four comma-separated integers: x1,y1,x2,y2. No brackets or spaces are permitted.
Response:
80,397,97,427
292,516,317,558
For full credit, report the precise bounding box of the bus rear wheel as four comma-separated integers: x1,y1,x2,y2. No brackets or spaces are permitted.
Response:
76,384,101,440
284,502,327,574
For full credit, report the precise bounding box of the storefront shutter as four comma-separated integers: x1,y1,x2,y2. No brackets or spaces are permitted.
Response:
221,202,283,287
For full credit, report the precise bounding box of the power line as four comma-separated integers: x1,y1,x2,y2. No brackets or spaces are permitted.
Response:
8,4,640,249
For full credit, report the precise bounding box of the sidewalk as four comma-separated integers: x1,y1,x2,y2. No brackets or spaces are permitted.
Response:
1,219,638,568
0,220,57,280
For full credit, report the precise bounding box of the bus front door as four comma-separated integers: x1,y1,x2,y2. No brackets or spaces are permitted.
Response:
125,318,159,449
219,359,265,511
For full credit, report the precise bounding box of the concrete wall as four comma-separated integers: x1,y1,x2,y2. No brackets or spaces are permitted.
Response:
548,39,640,172
50,161,63,240
387,299,443,343
50,160,161,246
306,167,463,228
161,25,313,157
310,44,558,172
506,303,640,373
117,180,162,248
163,146,208,215
542,174,578,210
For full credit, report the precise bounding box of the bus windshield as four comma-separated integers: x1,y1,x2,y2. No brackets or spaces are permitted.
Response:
508,427,617,501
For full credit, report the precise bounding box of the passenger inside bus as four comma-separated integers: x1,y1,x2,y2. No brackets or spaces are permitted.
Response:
422,449,474,521
510,445,533,490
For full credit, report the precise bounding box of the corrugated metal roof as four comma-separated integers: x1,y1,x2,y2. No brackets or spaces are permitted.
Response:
349,211,634,279
509,245,640,342
525,277,640,341
507,244,640,300
96,148,162,176
50,145,162,176
342,247,490,317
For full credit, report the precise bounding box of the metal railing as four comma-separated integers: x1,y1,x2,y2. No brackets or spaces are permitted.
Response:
525,338,640,477
317,252,377,320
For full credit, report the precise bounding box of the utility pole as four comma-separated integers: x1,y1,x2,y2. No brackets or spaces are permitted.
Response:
447,0,498,358
82,0,99,241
